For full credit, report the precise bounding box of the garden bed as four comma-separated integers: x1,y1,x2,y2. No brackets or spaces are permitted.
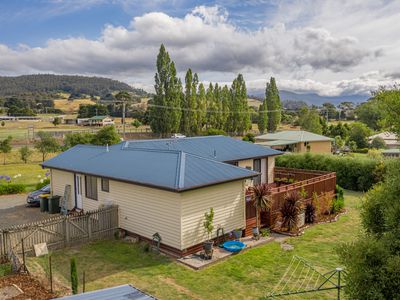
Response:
0,273,54,300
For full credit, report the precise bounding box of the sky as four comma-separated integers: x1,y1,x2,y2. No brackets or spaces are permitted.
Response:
0,0,399,97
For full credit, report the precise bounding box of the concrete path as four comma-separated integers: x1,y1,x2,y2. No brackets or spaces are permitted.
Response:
0,194,27,209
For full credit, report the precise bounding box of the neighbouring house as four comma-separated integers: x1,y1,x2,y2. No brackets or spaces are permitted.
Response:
256,130,333,153
368,132,399,149
382,149,400,158
63,115,78,125
57,284,155,299
42,136,281,256
78,115,114,126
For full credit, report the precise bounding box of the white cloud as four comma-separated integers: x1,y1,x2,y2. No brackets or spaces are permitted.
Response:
0,2,399,97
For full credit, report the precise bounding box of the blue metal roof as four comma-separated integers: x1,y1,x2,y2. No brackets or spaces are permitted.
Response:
55,284,156,300
42,143,259,192
124,135,282,162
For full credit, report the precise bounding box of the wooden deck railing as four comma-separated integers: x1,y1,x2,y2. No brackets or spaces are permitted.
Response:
245,167,336,233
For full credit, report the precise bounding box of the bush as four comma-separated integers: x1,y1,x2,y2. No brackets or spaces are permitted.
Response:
276,153,384,191
332,184,345,214
279,191,302,231
242,133,255,143
0,183,26,195
35,178,50,190
203,128,227,136
353,148,369,154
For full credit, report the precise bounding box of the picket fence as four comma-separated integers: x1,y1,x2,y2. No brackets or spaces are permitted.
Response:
0,205,118,260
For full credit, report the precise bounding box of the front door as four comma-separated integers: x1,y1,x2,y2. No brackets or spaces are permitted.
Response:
75,174,83,209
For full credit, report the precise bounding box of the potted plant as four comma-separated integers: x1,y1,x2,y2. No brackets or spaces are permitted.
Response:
203,208,214,256
249,183,273,240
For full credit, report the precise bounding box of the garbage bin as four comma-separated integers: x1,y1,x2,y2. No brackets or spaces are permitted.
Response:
40,196,49,212
48,195,61,214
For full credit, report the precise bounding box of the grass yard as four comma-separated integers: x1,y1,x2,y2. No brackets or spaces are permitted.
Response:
1,163,49,191
28,191,363,299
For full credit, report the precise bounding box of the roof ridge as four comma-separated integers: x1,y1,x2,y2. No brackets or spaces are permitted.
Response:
126,135,224,144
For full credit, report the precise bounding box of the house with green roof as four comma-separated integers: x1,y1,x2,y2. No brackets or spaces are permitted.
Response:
256,130,333,154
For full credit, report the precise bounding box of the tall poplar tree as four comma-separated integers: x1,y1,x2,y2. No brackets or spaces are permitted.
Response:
197,83,207,131
266,77,281,132
230,74,250,135
150,44,182,137
181,69,198,135
258,102,267,134
220,85,230,131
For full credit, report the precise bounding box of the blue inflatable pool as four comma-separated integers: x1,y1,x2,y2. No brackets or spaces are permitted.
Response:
223,241,246,253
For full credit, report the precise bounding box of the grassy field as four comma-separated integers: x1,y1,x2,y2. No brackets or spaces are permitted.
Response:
1,163,49,191
53,99,96,113
29,191,363,299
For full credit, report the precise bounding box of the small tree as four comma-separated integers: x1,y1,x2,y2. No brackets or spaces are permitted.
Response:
370,136,386,149
70,257,78,294
1,121,5,127
34,131,59,162
203,208,214,241
280,190,302,232
52,117,61,127
0,136,12,165
19,146,32,164
249,184,272,231
242,133,255,143
131,119,142,129
91,126,121,146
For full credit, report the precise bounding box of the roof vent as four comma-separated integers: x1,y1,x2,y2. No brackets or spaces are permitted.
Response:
213,149,217,158
106,144,109,152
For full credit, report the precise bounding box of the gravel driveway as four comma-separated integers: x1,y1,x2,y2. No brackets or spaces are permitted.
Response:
0,194,54,229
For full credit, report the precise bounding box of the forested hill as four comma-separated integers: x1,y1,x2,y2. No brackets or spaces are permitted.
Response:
0,74,148,97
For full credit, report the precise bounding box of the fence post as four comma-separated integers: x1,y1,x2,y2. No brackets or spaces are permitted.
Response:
65,217,70,246
87,215,92,241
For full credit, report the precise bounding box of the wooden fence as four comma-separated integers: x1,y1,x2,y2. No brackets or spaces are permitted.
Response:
0,206,118,260
245,168,336,232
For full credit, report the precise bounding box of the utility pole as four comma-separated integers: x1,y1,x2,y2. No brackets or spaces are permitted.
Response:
122,101,126,140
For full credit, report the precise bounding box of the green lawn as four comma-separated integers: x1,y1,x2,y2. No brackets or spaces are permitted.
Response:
28,191,363,300
1,163,49,191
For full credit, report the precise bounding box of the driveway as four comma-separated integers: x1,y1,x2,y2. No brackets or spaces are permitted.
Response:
0,194,54,229
0,194,27,209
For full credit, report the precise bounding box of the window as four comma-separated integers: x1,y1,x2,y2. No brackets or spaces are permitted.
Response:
253,159,261,185
101,178,109,192
85,176,98,200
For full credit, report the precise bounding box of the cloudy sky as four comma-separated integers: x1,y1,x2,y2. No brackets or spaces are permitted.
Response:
0,0,399,97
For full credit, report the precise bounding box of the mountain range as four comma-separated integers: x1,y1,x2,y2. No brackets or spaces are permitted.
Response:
248,89,369,106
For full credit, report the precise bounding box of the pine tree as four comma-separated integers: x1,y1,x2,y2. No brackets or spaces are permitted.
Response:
266,77,281,132
258,102,267,134
150,44,182,137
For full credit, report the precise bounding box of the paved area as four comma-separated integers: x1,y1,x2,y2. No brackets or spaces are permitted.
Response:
0,205,53,229
178,235,284,270
0,194,27,209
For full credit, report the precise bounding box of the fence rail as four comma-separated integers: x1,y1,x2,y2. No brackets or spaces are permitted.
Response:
0,206,118,260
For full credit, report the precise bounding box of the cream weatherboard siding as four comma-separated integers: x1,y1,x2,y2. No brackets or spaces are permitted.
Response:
180,180,245,250
268,156,275,184
80,178,182,249
50,169,75,210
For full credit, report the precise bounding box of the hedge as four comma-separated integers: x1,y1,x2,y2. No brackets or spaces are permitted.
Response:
276,153,385,191
0,183,26,195
35,178,50,190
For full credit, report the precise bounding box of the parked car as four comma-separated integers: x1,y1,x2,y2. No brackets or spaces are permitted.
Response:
171,133,186,138
26,184,51,207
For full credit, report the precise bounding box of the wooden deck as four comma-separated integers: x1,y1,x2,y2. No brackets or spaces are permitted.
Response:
245,167,336,235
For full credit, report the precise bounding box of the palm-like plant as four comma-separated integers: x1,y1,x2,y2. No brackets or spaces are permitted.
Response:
249,183,272,231
280,190,302,232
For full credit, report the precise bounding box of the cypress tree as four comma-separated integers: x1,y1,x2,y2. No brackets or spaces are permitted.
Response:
197,83,207,132
150,44,182,137
258,102,267,134
266,77,281,132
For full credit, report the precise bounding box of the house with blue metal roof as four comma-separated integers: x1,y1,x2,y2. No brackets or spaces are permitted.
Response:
43,136,282,256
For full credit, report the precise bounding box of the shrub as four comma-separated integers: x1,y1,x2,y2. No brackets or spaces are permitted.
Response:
276,153,384,191
0,183,26,195
242,133,255,143
305,203,316,223
332,185,345,214
70,257,78,294
279,191,302,231
318,192,334,215
35,178,50,190
260,228,270,237
203,128,227,136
